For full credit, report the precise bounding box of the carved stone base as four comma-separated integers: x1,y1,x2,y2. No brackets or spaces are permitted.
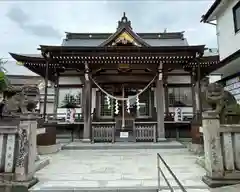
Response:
0,177,38,192
202,175,240,188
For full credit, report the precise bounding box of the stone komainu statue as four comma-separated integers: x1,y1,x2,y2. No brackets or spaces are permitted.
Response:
2,85,40,116
202,83,240,124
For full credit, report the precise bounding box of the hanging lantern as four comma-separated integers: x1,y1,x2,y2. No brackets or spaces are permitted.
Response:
115,100,119,114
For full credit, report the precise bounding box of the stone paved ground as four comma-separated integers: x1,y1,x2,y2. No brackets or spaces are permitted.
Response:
30,145,211,191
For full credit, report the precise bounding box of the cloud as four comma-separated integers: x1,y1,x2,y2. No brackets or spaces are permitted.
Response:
0,0,217,60
6,6,61,38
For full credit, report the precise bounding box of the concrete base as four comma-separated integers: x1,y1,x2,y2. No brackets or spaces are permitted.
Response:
0,177,38,192
202,175,240,188
37,143,61,155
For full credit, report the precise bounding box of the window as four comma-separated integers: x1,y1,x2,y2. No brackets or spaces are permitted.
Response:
233,1,240,33
58,88,82,108
168,87,192,107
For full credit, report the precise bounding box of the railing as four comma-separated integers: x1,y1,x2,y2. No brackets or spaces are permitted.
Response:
157,153,187,192
135,122,157,142
92,122,115,143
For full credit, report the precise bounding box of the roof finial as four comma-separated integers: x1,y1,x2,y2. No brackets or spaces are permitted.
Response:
117,12,132,30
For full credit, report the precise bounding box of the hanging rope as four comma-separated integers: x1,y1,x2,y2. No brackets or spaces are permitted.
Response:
90,74,157,101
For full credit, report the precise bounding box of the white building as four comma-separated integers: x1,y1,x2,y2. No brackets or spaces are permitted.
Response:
202,0,240,103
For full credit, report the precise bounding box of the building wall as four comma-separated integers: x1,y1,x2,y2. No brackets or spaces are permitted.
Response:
217,0,240,60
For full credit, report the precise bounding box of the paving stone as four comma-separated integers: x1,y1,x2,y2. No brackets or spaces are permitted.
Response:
30,146,210,191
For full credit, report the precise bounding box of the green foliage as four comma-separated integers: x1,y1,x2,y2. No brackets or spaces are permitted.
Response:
0,59,9,92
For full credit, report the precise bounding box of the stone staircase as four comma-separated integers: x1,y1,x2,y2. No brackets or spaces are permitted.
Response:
29,143,210,192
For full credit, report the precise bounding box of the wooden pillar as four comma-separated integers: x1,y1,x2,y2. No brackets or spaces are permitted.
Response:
191,69,201,144
196,59,202,120
163,74,169,116
43,53,50,122
53,73,59,119
191,70,197,115
83,63,92,142
95,89,100,120
156,65,165,141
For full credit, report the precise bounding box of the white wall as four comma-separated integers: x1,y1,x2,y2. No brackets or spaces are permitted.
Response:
59,76,82,85
217,0,240,60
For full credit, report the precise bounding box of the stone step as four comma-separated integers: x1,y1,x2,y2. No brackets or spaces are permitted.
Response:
62,141,186,150
30,186,210,192
29,180,210,192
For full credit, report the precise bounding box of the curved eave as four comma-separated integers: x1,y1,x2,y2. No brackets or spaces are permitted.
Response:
184,55,220,76
9,53,57,81
39,45,205,54
9,52,45,63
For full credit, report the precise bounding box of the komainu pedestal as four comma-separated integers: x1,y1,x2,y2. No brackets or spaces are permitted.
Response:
0,115,41,192
202,112,240,188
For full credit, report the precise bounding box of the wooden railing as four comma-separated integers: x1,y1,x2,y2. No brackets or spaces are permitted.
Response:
135,122,157,142
92,122,115,143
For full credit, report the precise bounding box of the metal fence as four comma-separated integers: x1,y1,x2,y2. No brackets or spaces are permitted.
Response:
157,153,187,192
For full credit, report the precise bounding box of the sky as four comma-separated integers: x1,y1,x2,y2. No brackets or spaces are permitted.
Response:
0,0,216,61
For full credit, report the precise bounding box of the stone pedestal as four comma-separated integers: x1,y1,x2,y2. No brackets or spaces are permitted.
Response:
201,112,240,188
0,114,45,191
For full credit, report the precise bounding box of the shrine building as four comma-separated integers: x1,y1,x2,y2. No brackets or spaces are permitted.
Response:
9,13,220,142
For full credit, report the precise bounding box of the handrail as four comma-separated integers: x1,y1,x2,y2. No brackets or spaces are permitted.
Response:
157,153,187,192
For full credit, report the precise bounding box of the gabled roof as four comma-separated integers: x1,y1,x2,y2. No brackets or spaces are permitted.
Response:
100,12,150,47
201,0,222,22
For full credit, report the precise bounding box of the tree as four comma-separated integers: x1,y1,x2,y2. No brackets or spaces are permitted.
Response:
0,58,9,94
